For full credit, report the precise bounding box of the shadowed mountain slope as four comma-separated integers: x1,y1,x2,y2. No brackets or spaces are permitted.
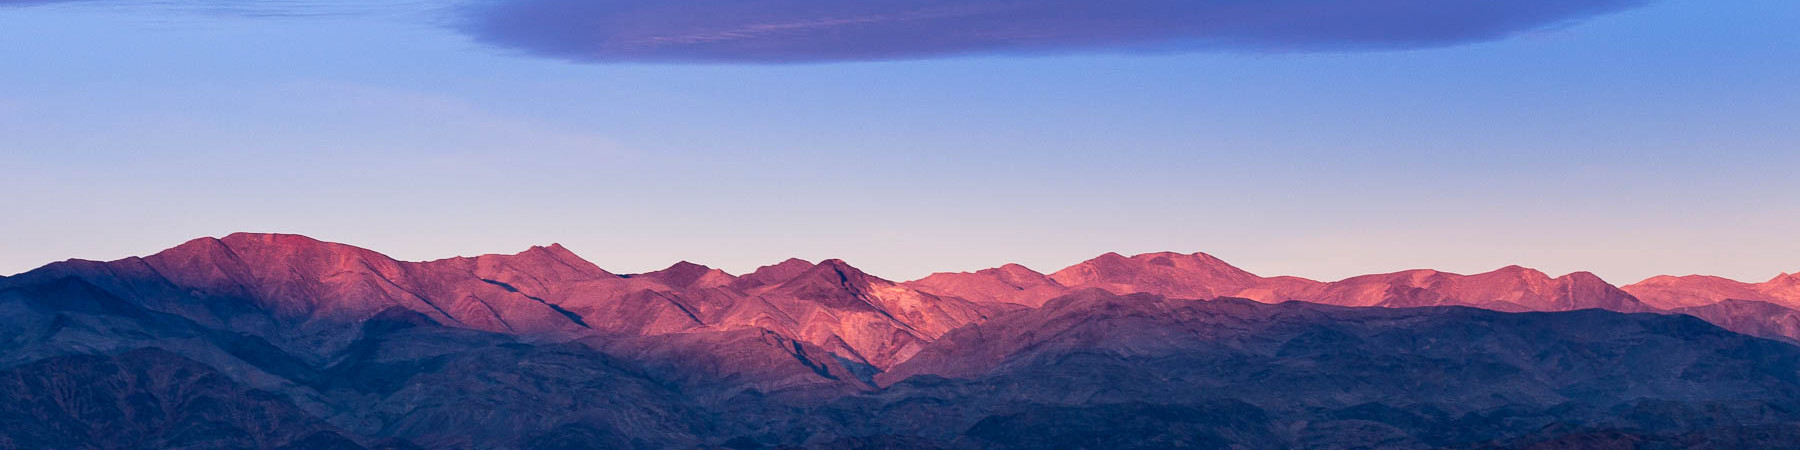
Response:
858,292,1800,448
0,348,369,450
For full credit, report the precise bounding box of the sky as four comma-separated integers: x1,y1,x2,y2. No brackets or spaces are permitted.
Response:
2,0,1797,285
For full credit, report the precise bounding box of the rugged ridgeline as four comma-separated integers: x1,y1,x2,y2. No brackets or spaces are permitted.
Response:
3,233,1800,449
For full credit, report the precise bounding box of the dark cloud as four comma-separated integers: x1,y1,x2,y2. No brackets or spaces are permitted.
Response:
460,0,1655,63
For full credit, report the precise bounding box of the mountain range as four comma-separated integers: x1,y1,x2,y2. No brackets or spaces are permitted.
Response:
3,233,1799,449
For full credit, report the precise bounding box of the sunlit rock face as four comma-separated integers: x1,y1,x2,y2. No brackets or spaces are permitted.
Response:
5,233,1800,448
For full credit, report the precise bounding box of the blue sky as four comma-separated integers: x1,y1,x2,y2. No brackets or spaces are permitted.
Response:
2,0,1796,284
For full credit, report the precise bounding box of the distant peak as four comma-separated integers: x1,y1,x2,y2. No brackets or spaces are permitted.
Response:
1131,251,1185,258
1486,265,1548,278
509,243,568,259
1069,252,1135,270
1094,252,1129,261
1630,274,1746,286
496,243,614,278
984,263,1048,279
795,259,892,282
218,232,329,248
637,260,734,288
221,231,311,240
1115,251,1236,267
730,257,818,290
1559,271,1609,284
767,258,894,301
168,232,369,260
1066,250,1239,270
1770,272,1800,285
1045,250,1263,297
166,236,228,252
808,259,881,283
635,260,711,277
519,242,575,257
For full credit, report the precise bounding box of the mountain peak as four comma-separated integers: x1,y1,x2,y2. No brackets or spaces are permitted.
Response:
759,259,899,312
528,242,572,256
814,258,860,272
220,231,322,244
515,242,580,261
1467,265,1553,284
790,259,886,287
152,233,382,271
767,259,899,298
730,258,816,290
479,242,614,279
904,262,1066,307
1769,272,1800,285
981,263,1056,287
1622,273,1770,310
212,232,366,257
1047,251,1263,299
1492,264,1546,276
638,261,735,288
1559,270,1606,283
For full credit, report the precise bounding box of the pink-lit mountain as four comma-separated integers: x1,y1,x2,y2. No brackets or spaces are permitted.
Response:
913,250,1659,312
1624,272,1800,310
1,234,999,383
4,233,1800,448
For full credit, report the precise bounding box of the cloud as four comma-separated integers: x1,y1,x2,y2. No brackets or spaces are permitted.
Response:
0,0,79,6
0,0,431,18
459,0,1655,63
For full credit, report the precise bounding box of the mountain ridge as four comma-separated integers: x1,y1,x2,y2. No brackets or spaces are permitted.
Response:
11,233,1795,347
7,232,1800,449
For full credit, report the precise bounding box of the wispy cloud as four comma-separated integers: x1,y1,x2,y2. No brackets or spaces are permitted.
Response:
459,0,1657,63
